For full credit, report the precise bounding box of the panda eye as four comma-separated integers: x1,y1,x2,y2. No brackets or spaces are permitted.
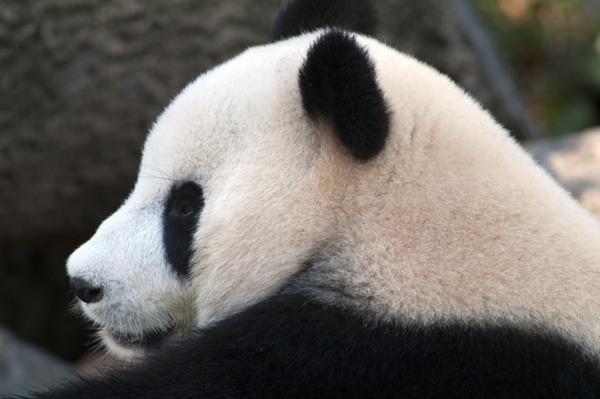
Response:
163,181,204,278
178,203,196,216
165,182,204,219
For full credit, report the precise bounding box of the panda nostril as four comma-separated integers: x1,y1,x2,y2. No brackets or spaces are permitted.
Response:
70,277,104,304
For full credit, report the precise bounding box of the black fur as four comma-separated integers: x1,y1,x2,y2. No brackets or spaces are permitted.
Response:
299,30,390,160
272,0,378,41
162,181,204,278
30,291,600,398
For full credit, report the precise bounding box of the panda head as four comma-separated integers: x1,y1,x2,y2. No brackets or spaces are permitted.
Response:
67,0,600,360
66,0,390,358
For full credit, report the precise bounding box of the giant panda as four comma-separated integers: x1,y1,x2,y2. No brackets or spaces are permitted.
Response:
30,0,600,397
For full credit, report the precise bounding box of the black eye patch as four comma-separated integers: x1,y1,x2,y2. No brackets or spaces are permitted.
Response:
162,181,204,278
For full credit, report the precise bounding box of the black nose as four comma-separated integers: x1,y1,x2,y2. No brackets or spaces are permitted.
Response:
70,277,104,304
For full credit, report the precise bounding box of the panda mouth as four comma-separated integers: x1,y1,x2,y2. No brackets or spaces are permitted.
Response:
106,325,174,349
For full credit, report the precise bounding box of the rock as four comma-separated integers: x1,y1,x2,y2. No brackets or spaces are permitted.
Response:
526,127,600,220
0,326,76,397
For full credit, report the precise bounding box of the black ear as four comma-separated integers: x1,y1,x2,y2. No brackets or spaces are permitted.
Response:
272,0,378,42
299,30,390,161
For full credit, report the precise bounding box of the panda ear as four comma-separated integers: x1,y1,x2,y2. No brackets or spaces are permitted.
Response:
299,30,390,161
272,0,378,41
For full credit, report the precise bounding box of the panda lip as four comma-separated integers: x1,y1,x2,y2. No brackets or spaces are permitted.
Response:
107,325,174,348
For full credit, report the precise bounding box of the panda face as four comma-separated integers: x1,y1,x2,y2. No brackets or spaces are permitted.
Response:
67,35,348,357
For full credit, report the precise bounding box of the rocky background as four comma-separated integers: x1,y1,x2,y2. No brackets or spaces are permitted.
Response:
0,0,598,396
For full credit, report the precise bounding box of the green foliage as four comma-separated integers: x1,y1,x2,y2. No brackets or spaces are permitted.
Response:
476,0,600,136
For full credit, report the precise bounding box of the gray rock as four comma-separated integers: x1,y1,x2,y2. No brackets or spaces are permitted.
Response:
0,326,76,397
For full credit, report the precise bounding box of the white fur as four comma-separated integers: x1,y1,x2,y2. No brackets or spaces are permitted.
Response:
67,31,600,358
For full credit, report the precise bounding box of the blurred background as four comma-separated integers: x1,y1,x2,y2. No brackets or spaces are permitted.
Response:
0,0,599,395
479,0,600,136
